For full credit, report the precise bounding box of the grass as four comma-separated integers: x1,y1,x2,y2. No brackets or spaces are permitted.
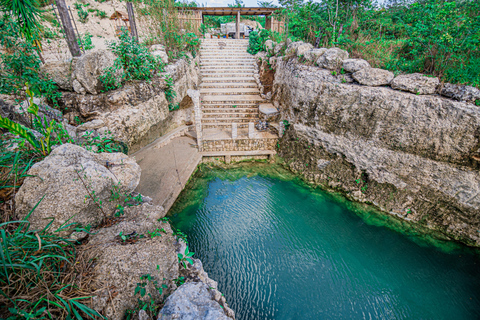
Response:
0,204,103,319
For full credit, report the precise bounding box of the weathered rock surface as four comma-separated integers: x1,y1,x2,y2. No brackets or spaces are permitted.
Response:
259,103,279,121
342,58,370,73
15,144,140,232
285,41,304,55
439,83,480,104
41,60,76,91
316,48,349,70
152,50,169,64
60,56,199,152
352,67,394,86
270,59,480,247
74,49,123,94
296,43,314,58
87,204,175,320
304,48,327,63
265,40,275,52
391,73,439,95
274,42,285,55
157,282,231,320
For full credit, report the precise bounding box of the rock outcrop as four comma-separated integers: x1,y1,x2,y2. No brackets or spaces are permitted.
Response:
316,48,349,70
352,67,394,86
60,56,199,152
15,144,140,232
87,204,175,320
439,83,480,104
74,49,123,95
40,60,76,91
157,282,231,320
269,57,480,247
342,58,370,73
304,48,327,63
390,73,439,95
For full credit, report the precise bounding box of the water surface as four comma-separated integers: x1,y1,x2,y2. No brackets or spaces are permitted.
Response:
170,165,480,320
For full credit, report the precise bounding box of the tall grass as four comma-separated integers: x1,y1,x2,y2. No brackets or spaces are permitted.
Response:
0,206,103,319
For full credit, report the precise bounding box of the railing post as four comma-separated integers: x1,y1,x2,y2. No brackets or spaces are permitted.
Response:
55,0,81,57
232,123,237,139
248,122,254,139
236,11,241,40
126,2,139,40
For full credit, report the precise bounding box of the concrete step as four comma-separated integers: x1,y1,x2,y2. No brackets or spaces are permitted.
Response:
203,108,258,113
200,82,257,89
200,50,249,54
200,62,254,66
202,112,258,121
202,122,250,128
200,54,252,57
201,77,255,83
200,88,260,95
202,94,264,104
201,102,258,108
201,65,254,70
202,116,257,122
201,69,254,75
200,58,254,63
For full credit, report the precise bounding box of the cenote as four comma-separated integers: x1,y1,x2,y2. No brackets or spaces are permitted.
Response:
169,164,480,320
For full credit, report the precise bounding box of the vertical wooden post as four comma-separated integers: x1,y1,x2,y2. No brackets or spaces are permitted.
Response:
265,15,272,31
55,0,81,57
126,2,138,40
236,11,240,40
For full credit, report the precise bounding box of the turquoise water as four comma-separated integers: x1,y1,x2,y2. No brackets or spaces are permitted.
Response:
170,166,480,320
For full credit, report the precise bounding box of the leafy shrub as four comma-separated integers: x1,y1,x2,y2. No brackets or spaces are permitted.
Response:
82,130,127,154
247,30,273,55
78,31,95,51
164,75,177,110
99,29,165,91
0,17,61,105
95,9,107,18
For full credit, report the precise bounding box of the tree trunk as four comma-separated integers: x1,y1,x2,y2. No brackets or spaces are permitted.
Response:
55,0,81,57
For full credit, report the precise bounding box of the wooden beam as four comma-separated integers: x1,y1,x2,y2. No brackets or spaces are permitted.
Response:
236,11,240,39
55,0,81,57
126,2,138,40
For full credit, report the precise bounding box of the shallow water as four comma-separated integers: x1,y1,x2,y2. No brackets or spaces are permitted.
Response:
170,165,480,320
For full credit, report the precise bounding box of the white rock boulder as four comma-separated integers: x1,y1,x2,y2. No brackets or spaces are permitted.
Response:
74,49,123,95
15,144,140,232
390,73,439,95
352,68,394,86
342,59,370,73
304,48,327,63
316,48,349,70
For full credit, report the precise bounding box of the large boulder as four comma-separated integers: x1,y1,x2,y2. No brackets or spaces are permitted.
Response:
264,39,275,52
391,73,439,95
88,205,175,320
15,144,140,232
304,48,327,63
274,42,285,55
285,41,304,55
40,60,76,91
296,43,314,58
439,83,480,104
342,58,370,73
352,67,394,86
316,48,349,70
157,282,231,320
74,49,123,94
152,50,169,64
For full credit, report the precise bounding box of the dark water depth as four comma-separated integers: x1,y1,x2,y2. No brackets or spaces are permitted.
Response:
169,165,480,320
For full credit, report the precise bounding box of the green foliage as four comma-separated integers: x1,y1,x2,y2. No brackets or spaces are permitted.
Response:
76,4,89,23
0,0,40,41
95,9,107,18
0,213,104,319
177,245,194,269
278,0,480,87
78,32,95,51
81,130,127,154
164,75,178,110
100,28,165,91
0,17,61,105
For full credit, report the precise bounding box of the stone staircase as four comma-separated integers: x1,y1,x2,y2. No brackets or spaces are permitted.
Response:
198,39,278,156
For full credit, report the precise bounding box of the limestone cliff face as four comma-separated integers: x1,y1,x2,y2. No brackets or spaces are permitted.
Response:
60,56,200,153
271,58,480,247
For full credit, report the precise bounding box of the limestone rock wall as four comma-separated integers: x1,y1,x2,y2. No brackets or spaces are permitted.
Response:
59,56,200,153
268,55,480,247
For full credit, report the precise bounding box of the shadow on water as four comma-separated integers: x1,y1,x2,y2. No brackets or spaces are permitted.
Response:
169,163,480,320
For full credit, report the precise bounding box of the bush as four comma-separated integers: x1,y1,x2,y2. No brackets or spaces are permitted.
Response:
0,17,61,105
247,30,274,55
99,28,165,91
78,32,95,51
